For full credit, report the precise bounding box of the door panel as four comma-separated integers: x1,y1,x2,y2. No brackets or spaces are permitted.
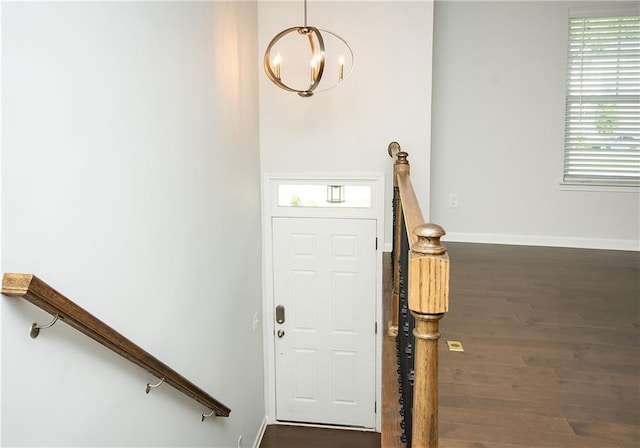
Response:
273,217,376,428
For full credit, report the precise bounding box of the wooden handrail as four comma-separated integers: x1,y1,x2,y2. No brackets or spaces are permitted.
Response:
388,141,450,448
2,273,231,418
389,142,424,249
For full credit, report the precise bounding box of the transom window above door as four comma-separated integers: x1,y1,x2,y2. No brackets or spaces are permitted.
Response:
277,184,372,208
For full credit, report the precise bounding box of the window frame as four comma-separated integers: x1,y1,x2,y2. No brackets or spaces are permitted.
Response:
561,6,640,191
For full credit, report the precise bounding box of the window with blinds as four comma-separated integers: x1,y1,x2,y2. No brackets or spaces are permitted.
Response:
564,13,640,187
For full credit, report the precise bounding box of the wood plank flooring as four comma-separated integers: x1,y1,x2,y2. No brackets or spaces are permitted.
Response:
259,425,380,448
260,243,639,448
437,243,639,448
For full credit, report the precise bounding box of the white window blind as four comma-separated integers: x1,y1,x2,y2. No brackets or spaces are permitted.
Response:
564,13,640,186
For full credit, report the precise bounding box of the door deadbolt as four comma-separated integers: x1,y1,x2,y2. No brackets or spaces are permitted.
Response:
277,329,285,338
276,304,285,324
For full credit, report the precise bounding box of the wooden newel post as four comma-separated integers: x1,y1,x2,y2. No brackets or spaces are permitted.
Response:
409,223,449,448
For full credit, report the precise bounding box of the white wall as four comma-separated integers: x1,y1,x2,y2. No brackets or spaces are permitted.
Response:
258,1,435,247
431,1,640,250
1,2,264,446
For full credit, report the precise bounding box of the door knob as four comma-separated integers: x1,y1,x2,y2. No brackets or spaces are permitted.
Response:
277,329,285,338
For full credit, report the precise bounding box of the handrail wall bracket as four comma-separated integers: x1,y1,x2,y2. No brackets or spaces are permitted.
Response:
146,377,165,394
30,313,60,338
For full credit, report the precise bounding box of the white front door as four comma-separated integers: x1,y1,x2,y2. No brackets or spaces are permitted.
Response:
272,217,377,428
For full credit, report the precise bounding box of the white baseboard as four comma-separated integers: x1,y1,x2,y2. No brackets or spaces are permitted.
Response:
442,232,639,251
253,416,268,448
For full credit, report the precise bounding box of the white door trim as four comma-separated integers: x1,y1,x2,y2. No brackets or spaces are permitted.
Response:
261,173,385,432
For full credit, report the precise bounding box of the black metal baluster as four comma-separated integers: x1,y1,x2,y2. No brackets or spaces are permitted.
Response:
396,219,414,448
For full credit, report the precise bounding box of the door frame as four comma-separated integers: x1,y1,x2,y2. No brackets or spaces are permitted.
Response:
261,173,385,431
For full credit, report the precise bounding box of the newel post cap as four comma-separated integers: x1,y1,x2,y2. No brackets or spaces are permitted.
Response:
412,223,447,255
395,151,409,165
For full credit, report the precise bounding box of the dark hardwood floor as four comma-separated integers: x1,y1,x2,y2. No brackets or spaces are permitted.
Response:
261,243,640,448
438,242,639,448
259,425,380,448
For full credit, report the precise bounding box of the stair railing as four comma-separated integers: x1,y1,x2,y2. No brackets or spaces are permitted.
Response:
2,273,231,420
388,142,450,447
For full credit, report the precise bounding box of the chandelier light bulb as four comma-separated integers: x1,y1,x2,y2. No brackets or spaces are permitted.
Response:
273,53,282,80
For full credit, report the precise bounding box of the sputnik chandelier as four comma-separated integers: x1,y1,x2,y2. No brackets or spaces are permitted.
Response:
263,0,354,97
